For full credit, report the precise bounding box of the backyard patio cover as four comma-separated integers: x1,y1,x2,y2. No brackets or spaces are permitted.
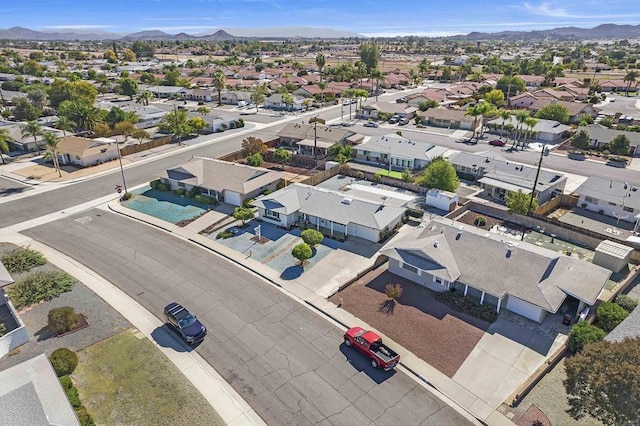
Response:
477,177,532,194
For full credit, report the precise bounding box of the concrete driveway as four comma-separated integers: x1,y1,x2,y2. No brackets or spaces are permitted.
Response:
452,312,568,409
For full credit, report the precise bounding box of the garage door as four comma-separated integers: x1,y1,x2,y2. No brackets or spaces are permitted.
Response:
505,296,543,323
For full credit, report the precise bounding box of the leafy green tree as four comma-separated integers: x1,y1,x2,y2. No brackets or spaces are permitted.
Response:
571,129,591,150
328,142,351,161
213,70,226,106
250,92,265,112
118,77,138,99
58,101,103,132
484,89,505,107
131,41,155,58
187,116,207,134
567,322,606,354
281,93,294,111
42,131,62,177
359,42,380,74
564,338,640,425
535,103,570,123
273,147,292,163
233,207,254,226
420,158,459,192
159,109,190,142
113,121,136,142
196,106,210,116
26,87,48,109
291,242,312,266
0,128,10,164
418,100,438,111
48,80,98,109
246,153,264,167
609,134,631,156
401,168,415,183
105,106,138,128
496,76,526,97
301,229,324,246
506,189,537,214
596,302,629,332
13,98,41,121
103,49,118,63
122,48,136,62
132,128,149,144
241,136,267,156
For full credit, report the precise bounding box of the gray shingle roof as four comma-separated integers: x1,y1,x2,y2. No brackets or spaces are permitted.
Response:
605,307,640,342
487,115,572,135
579,124,640,148
381,218,610,312
357,134,448,161
0,354,80,426
575,176,640,212
252,183,406,230
162,158,284,195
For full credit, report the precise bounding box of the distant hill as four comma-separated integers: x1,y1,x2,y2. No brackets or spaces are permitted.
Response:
460,24,640,41
0,25,362,41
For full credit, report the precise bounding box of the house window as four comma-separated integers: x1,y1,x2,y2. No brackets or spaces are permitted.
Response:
178,182,186,188
264,210,280,220
433,276,443,285
608,202,616,206
624,206,634,213
584,196,598,205
75,155,81,160
401,263,418,274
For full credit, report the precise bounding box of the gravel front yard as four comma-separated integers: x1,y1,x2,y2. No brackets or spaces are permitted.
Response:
329,267,489,377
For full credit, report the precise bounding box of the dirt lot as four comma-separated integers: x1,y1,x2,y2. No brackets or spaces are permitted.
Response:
329,268,489,377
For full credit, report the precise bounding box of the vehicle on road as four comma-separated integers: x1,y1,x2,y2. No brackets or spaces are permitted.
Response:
343,327,400,370
364,121,379,128
398,118,410,125
396,97,407,103
164,302,207,345
489,139,506,147
388,115,401,124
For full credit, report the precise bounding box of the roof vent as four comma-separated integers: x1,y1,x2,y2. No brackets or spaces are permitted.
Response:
457,225,464,239
342,198,353,205
433,241,439,248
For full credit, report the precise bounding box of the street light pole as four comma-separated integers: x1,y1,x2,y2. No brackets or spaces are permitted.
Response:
115,142,128,196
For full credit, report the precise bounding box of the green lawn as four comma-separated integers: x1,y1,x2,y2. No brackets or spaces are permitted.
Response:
376,169,404,179
74,329,225,426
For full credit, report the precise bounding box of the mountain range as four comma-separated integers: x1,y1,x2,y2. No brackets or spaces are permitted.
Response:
1,23,640,41
0,26,361,41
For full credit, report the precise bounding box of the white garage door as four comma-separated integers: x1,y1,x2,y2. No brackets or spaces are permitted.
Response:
505,296,543,323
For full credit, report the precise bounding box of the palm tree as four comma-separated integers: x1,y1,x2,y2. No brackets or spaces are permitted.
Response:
315,53,326,82
213,71,226,106
317,81,327,105
42,131,62,177
513,110,530,150
0,128,10,164
477,102,496,138
55,116,75,136
250,92,265,112
524,117,538,148
135,90,153,106
497,109,512,140
623,71,638,96
465,104,483,139
21,120,43,155
281,93,294,111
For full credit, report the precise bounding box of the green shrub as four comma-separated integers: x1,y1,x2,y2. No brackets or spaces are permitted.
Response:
374,172,382,183
59,375,72,390
194,194,217,205
6,271,76,310
1,247,46,274
406,208,424,218
435,291,498,322
473,215,487,227
48,306,80,335
50,348,78,376
301,229,324,246
59,376,95,425
246,152,264,167
149,179,161,189
120,192,132,201
615,294,638,313
356,171,364,179
65,384,82,409
597,302,629,332
242,198,255,208
385,283,403,300
174,188,186,196
0,322,5,337
76,406,95,426
188,186,202,198
216,231,234,239
567,322,605,354
155,183,170,191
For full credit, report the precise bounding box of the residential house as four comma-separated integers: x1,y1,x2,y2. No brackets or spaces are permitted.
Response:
534,88,576,102
121,105,167,129
605,301,640,342
486,115,573,143
184,88,214,103
528,99,599,123
360,102,418,120
449,151,567,203
161,157,284,207
251,183,406,242
293,84,333,99
0,354,80,425
600,79,637,93
406,88,452,107
0,122,65,152
577,124,640,156
144,85,188,99
58,136,120,167
508,92,539,109
517,74,545,89
416,108,476,130
0,261,28,357
575,177,640,224
277,122,356,156
263,93,305,111
381,217,610,323
353,133,448,171
221,91,252,106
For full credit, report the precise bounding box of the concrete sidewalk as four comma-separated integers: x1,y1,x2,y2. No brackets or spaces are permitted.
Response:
0,230,265,426
108,200,514,425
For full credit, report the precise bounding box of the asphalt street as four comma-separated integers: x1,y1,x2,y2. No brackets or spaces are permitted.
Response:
0,176,31,197
24,210,471,426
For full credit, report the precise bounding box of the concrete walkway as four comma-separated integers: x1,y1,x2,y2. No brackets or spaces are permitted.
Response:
184,203,236,233
108,200,514,425
0,230,265,426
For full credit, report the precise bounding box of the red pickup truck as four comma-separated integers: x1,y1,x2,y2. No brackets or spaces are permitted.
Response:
343,327,400,371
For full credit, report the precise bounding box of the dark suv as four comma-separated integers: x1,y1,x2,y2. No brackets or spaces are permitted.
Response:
163,302,207,345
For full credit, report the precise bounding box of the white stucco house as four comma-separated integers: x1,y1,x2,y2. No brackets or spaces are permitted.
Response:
160,157,284,207
575,176,640,224
381,218,611,323
58,136,120,167
251,183,406,242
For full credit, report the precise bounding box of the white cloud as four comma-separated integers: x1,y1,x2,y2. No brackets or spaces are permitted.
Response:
521,2,570,17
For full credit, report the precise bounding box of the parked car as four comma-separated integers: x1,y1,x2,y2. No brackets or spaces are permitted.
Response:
489,139,506,147
388,116,400,124
343,327,400,370
364,121,379,128
607,156,628,168
398,118,410,125
164,302,207,345
396,97,407,103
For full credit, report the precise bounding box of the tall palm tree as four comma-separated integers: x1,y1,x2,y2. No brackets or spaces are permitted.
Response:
524,117,539,148
250,92,265,112
135,90,153,106
317,81,327,105
477,102,496,138
465,104,483,139
497,109,512,140
513,110,530,150
42,131,62,177
0,128,10,164
623,71,638,97
55,116,75,136
213,71,226,106
281,93,294,111
315,53,326,82
21,120,43,155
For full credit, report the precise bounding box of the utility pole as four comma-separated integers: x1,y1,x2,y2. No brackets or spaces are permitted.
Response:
527,143,546,214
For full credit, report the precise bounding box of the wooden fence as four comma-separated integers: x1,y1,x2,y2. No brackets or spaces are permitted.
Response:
119,135,172,156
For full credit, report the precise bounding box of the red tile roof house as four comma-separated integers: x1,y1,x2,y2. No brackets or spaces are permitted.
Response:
406,88,453,107
360,102,418,120
517,74,545,88
416,107,477,130
293,84,335,99
509,92,539,109
600,79,638,93
534,87,576,102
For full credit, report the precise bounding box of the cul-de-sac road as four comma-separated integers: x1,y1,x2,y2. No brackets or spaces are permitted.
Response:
24,210,472,425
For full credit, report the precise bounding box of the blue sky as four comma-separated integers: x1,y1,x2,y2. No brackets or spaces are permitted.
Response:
3,0,640,36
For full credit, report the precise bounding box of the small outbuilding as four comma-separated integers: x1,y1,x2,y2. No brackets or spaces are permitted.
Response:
425,189,459,212
592,240,633,273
